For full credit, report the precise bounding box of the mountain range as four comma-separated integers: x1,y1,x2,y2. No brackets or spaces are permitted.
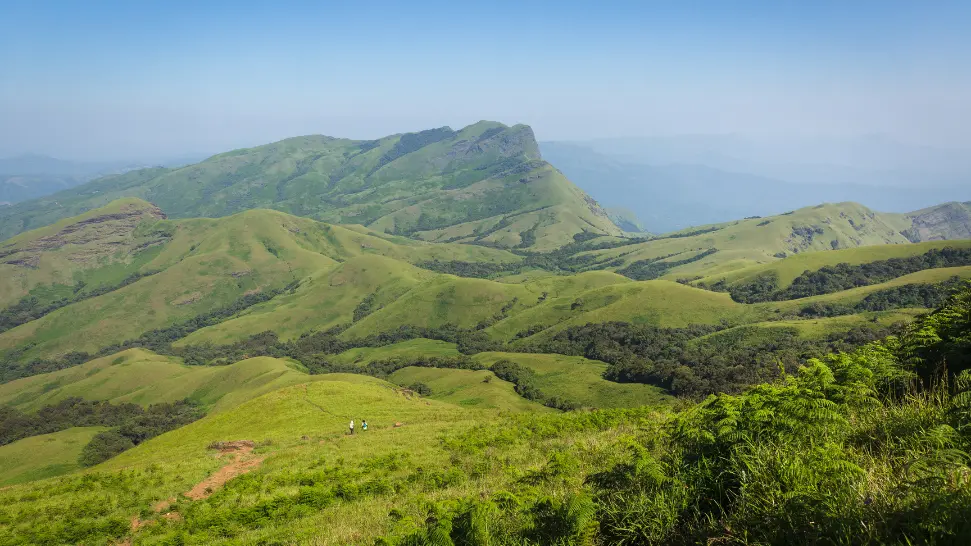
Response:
0,122,620,250
0,153,204,206
541,139,971,232
2,122,971,545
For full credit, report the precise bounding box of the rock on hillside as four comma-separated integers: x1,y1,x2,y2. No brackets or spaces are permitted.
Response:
898,202,971,242
0,122,621,250
0,198,169,305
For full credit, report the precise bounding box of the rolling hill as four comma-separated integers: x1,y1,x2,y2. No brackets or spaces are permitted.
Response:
0,122,622,250
572,201,971,281
1,203,971,546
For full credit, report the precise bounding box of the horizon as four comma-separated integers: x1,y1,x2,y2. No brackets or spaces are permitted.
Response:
3,1,970,161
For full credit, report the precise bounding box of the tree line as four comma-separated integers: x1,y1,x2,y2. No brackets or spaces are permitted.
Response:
714,246,971,303
0,269,160,335
0,397,201,465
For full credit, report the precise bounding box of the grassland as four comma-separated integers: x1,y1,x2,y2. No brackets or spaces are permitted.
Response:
0,349,316,413
496,280,765,344
3,198,970,362
0,374,662,545
764,265,971,313
0,197,167,307
331,339,461,366
696,239,971,290
0,204,520,359
0,426,106,486
387,367,548,411
0,316,967,545
0,122,621,249
577,202,925,280
473,352,672,408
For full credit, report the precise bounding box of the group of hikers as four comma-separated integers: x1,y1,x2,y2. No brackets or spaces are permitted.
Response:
348,419,368,435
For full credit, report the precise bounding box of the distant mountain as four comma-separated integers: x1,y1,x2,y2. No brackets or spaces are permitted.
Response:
605,207,649,234
0,123,620,249
0,154,206,206
899,201,971,242
571,134,971,187
541,142,971,233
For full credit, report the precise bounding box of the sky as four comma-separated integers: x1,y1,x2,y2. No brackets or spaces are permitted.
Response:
1,0,970,161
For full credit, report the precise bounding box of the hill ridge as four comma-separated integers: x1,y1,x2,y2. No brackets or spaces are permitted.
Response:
0,122,620,250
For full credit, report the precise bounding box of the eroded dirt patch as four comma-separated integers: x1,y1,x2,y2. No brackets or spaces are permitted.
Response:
185,440,264,500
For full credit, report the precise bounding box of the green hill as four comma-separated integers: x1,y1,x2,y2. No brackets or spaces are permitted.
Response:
0,122,621,249
578,202,920,280
1,297,970,545
694,239,971,290
0,349,317,413
386,367,548,411
0,197,167,307
0,203,518,359
472,352,671,408
0,426,106,486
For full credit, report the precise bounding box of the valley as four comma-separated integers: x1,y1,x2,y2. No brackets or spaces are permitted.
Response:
1,124,970,545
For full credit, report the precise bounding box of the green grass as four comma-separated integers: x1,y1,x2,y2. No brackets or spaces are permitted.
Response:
0,374,663,545
0,122,621,249
0,349,318,413
0,197,167,307
691,309,926,346
473,352,672,408
697,239,971,289
496,280,764,343
0,206,520,359
765,266,971,312
331,339,461,366
0,426,106,486
387,367,548,411
579,202,930,280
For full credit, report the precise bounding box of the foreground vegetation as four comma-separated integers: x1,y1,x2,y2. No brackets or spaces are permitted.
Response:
0,285,968,544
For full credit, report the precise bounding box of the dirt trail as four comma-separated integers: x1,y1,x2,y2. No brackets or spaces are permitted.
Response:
120,441,262,544
185,441,264,500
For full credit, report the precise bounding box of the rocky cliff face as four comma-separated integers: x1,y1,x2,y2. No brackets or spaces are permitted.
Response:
902,202,971,242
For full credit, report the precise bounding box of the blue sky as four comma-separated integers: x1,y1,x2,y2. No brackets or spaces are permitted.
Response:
1,0,969,160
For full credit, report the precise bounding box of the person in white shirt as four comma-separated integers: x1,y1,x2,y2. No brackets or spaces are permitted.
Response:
349,420,354,435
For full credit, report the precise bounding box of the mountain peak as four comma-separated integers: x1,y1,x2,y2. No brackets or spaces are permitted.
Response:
0,124,617,249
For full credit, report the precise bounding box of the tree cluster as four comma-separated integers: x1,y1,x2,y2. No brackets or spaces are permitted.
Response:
723,247,971,303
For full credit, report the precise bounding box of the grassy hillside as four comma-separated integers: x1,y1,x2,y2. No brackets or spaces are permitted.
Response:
0,349,316,413
0,204,519,359
695,239,971,290
0,426,107,486
1,290,969,545
0,122,621,249
473,352,671,408
0,197,167,307
331,339,462,366
494,280,762,343
387,367,547,411
694,309,925,343
765,266,971,312
575,202,917,279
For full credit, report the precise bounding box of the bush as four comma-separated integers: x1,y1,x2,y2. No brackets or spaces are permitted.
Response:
409,382,433,396
79,431,135,466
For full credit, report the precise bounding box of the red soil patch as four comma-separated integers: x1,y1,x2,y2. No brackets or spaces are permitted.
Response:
185,441,264,500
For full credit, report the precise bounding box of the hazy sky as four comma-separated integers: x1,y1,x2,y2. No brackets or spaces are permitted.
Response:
2,0,970,161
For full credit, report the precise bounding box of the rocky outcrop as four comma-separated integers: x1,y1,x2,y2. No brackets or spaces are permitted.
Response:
902,202,971,242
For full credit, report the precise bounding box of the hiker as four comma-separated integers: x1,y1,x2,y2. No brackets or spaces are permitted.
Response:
362,419,368,431
349,419,354,435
